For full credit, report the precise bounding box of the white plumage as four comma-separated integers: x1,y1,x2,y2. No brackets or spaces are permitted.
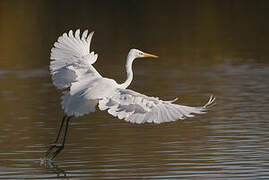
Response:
99,89,215,124
50,30,100,90
49,29,215,124
45,29,216,161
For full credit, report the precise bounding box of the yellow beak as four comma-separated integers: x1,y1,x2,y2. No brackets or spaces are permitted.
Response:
143,52,158,58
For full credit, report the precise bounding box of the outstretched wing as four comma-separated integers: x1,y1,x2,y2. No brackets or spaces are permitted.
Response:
50,29,101,89
99,89,215,124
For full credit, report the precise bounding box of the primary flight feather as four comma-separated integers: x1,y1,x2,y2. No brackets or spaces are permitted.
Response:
46,29,215,160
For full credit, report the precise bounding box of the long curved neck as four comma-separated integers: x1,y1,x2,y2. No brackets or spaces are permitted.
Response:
119,53,135,89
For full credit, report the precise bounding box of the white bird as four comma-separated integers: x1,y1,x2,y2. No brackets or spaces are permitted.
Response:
45,29,215,160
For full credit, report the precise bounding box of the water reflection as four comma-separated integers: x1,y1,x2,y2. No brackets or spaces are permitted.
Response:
40,160,69,179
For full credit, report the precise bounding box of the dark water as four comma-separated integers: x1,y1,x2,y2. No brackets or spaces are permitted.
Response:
0,1,269,179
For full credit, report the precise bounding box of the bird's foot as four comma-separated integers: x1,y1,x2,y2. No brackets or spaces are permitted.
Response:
45,143,64,161
40,157,53,167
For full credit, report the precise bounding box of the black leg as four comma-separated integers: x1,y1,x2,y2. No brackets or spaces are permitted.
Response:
45,116,72,160
51,116,71,160
45,115,67,157
54,115,67,143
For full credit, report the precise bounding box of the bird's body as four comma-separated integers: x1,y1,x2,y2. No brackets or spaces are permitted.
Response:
45,29,215,160
61,77,118,117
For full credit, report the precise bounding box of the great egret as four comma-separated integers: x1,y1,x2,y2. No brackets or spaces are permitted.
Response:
45,29,215,160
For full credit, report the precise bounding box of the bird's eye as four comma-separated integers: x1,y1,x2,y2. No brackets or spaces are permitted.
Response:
139,52,143,55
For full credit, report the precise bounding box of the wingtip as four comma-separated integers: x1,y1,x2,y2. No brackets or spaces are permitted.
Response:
87,31,95,45
168,97,178,103
203,95,216,109
68,29,73,36
89,31,95,36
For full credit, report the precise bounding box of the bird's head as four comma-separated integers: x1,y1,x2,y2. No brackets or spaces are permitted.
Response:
129,49,158,59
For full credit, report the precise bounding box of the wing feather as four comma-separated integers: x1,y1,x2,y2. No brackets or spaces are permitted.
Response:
50,29,101,90
81,30,88,41
99,89,215,124
75,29,80,39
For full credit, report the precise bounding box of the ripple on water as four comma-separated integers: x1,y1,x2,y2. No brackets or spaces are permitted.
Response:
0,61,269,179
